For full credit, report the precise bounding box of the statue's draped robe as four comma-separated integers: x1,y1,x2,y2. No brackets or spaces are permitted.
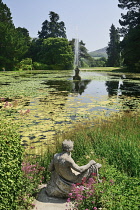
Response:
46,153,101,198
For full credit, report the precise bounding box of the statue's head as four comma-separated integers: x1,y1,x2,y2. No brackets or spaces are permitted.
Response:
62,139,74,152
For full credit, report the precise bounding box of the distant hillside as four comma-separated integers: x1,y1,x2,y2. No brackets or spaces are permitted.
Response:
89,47,107,58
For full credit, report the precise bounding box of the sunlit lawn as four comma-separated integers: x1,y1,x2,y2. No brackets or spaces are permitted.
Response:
80,67,125,71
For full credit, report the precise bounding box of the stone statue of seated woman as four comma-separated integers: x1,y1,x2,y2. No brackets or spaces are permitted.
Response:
46,139,102,198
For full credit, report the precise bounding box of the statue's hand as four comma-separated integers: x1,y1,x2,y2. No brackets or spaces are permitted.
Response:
89,160,96,166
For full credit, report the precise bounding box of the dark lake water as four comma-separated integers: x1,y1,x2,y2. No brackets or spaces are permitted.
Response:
1,70,140,153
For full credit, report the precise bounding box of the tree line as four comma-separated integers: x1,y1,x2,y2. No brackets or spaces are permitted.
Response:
107,0,140,72
0,1,94,71
0,0,140,71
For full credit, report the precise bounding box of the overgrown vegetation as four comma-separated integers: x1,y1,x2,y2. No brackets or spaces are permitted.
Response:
0,119,23,209
1,102,140,209
0,118,46,210
50,111,140,210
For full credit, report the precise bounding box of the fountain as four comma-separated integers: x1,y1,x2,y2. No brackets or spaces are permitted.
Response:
73,38,81,80
74,38,79,68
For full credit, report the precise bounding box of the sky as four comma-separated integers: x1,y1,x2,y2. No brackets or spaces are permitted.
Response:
2,0,123,52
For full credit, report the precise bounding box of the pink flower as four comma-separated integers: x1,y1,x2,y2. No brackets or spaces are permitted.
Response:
92,173,97,176
82,177,87,183
93,207,97,210
67,198,71,202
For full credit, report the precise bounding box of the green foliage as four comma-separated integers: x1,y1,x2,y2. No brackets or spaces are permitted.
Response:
62,113,140,210
18,155,45,210
19,58,32,71
0,108,47,209
0,1,31,71
14,27,30,61
0,0,15,70
106,24,121,67
118,0,140,70
38,11,66,39
93,57,107,67
0,119,23,210
87,113,140,177
27,38,42,63
33,62,49,70
118,0,140,34
67,164,140,210
59,112,140,177
39,37,74,70
80,58,90,68
120,25,140,71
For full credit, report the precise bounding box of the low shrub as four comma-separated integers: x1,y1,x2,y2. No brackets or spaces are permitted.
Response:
0,119,23,210
19,58,32,71
33,62,49,70
0,119,46,209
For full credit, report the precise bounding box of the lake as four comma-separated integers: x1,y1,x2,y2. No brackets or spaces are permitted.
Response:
0,70,140,154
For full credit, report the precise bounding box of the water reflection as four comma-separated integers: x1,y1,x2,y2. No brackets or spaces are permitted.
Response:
106,74,140,97
105,73,140,110
72,80,91,95
43,79,91,96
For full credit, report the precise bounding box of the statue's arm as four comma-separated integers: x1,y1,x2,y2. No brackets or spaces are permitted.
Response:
70,158,96,173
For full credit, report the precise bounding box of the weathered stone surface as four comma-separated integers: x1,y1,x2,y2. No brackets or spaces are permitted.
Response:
46,140,102,198
33,185,67,210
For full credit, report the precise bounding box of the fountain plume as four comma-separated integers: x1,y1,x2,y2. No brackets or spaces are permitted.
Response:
74,38,79,68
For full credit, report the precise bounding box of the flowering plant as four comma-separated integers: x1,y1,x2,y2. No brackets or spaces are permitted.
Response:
66,173,104,210
17,157,45,209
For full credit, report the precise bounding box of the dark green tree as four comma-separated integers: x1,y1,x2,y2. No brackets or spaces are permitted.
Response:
27,38,42,62
38,11,67,39
118,0,140,35
39,38,73,70
120,25,140,71
106,24,121,67
14,27,31,61
118,0,140,71
0,0,15,69
0,1,31,70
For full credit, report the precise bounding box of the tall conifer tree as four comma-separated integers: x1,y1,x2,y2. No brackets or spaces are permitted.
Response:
118,0,140,70
38,11,67,39
106,24,121,67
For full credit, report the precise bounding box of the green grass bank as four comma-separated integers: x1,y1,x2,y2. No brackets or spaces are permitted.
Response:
46,111,140,210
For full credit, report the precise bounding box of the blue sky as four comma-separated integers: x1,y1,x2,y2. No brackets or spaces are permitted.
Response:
3,0,123,52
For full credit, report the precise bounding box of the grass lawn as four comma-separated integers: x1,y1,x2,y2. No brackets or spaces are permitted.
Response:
80,67,125,71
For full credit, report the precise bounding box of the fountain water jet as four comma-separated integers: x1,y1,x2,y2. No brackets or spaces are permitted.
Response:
74,38,79,68
73,38,81,80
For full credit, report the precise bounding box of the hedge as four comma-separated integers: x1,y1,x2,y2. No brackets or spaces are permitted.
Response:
0,119,23,210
